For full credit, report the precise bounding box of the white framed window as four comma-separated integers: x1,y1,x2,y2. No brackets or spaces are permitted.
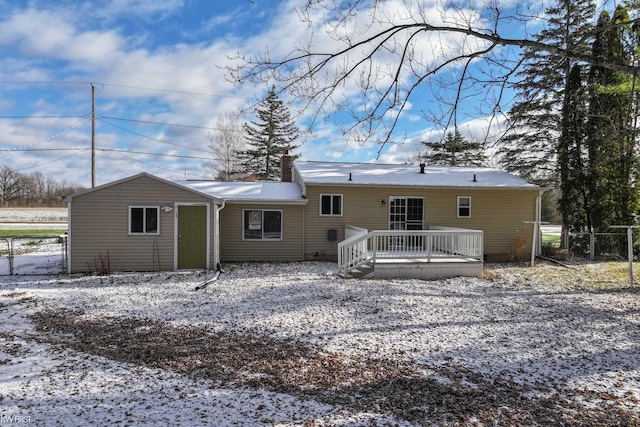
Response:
129,206,159,234
457,196,471,218
243,209,283,240
320,194,343,216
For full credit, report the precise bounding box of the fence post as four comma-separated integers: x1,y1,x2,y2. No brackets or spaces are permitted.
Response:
610,225,638,288
590,231,595,261
8,238,14,276
627,227,634,288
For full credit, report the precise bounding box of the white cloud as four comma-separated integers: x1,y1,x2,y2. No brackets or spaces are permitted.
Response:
0,8,123,64
0,0,521,186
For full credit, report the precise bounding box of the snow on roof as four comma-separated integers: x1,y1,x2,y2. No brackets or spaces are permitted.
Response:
294,161,540,189
174,180,305,203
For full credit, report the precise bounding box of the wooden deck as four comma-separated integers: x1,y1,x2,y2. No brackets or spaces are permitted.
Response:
338,226,484,279
371,257,483,279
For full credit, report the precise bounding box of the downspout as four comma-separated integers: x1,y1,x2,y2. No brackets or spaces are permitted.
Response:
535,190,544,259
537,190,544,255
214,200,226,269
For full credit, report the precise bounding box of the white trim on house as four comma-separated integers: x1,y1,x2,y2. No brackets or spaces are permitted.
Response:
388,196,425,230
128,205,160,235
319,193,343,216
241,208,284,241
457,196,471,218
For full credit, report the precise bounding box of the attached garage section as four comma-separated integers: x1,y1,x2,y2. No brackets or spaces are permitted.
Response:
65,174,218,273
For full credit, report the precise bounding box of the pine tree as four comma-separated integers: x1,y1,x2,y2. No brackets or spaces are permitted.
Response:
585,6,637,230
421,129,486,166
500,0,596,184
240,87,300,181
558,64,589,231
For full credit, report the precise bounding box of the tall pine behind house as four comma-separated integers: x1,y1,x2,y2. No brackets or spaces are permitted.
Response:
503,1,639,234
240,87,300,181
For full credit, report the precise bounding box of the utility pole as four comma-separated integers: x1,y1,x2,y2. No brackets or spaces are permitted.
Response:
91,83,96,188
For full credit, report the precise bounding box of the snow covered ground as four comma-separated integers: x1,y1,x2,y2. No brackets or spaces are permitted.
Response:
1,262,639,426
0,208,67,224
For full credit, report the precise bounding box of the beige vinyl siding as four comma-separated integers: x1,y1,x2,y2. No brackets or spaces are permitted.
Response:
303,185,390,259
303,185,539,261
68,175,214,273
218,203,305,262
424,189,538,260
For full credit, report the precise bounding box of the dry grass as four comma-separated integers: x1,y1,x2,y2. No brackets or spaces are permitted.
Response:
487,260,640,290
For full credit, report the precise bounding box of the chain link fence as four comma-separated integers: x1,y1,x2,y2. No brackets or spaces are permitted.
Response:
0,236,67,275
558,232,630,261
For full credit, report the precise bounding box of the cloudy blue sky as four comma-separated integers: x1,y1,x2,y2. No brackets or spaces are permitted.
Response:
0,0,599,186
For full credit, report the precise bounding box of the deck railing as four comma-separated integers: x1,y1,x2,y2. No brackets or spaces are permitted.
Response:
338,226,483,276
337,225,369,274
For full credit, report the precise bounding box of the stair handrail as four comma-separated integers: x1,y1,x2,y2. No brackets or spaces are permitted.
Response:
338,225,369,276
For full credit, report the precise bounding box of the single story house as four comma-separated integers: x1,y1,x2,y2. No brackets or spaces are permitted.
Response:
64,158,543,277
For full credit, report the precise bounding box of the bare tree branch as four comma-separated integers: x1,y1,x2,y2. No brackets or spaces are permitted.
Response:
226,0,640,153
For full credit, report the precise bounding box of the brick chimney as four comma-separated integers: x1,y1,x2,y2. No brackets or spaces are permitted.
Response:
280,150,292,182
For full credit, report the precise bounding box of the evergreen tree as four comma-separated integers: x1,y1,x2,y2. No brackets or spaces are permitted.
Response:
240,87,300,181
421,129,486,166
558,64,589,231
585,7,637,230
500,0,596,184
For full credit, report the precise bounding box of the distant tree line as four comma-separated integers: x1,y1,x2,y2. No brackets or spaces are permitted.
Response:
0,166,84,207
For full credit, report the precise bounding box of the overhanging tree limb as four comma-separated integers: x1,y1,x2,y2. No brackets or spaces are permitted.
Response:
227,2,640,151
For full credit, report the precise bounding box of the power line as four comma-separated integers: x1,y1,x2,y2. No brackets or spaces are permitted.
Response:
17,151,86,172
98,148,215,160
99,115,214,130
97,117,214,153
0,146,219,160
99,82,251,99
105,150,202,176
0,115,87,119
0,80,251,99
0,148,88,152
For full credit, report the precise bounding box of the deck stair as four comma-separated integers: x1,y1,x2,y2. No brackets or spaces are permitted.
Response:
343,259,374,278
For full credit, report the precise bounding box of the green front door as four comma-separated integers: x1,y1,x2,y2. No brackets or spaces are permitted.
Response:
177,205,207,269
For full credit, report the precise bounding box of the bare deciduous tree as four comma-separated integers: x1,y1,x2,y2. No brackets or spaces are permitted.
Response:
205,113,246,181
0,166,26,206
0,166,83,206
227,0,640,155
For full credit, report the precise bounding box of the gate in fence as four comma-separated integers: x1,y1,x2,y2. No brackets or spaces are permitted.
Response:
0,236,67,275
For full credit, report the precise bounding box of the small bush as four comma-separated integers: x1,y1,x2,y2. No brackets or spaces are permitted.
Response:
510,235,529,262
87,251,111,275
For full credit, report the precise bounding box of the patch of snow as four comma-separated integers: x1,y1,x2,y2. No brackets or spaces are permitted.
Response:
1,262,639,425
175,181,305,202
294,161,540,188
